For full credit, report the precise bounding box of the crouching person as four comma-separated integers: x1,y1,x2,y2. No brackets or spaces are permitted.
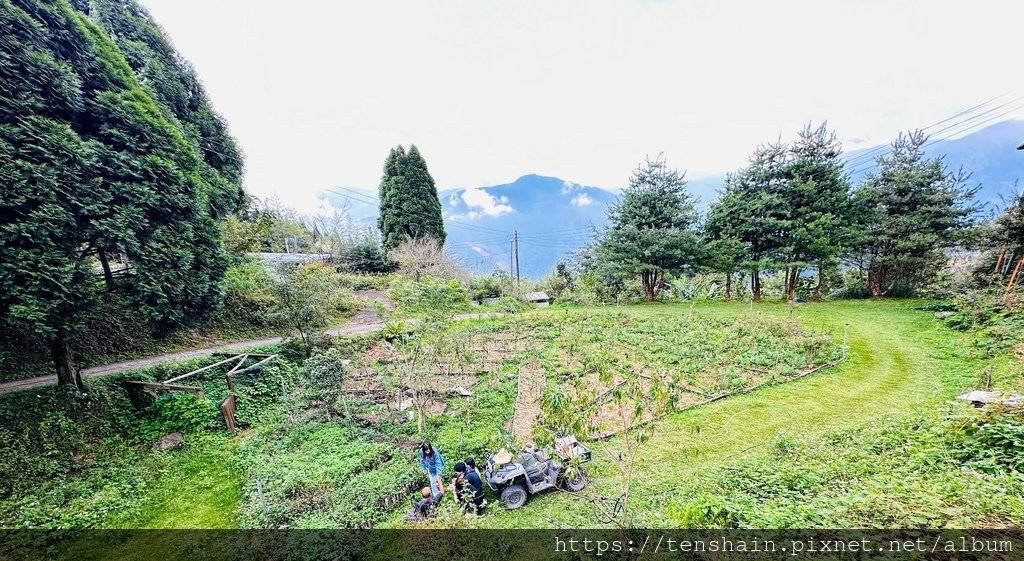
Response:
452,461,485,515
407,486,443,521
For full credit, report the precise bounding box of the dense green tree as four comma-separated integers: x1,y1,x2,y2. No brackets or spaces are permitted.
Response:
0,0,243,390
377,144,446,251
702,190,746,300
706,125,858,301
594,156,700,301
778,123,856,300
855,130,979,297
714,142,790,301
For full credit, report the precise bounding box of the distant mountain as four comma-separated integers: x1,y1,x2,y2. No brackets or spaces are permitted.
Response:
848,119,1024,211
438,175,618,278
320,120,1024,279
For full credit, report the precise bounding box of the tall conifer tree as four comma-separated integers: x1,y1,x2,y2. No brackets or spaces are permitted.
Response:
377,144,446,251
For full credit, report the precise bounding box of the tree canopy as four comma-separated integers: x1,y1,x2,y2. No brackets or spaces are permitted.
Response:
0,0,243,390
854,130,979,297
593,155,700,301
377,145,446,252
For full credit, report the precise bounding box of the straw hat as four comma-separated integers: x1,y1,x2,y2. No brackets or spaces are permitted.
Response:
492,448,513,465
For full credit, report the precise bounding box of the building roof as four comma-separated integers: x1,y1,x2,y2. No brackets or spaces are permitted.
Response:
251,252,331,264
523,291,550,302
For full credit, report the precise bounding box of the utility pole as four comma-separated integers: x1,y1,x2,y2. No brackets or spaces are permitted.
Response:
514,230,520,284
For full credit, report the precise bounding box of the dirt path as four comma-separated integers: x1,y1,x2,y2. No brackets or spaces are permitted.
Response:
0,289,503,395
510,362,546,442
0,319,382,394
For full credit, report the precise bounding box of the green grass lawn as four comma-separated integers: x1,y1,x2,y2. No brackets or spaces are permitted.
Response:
475,299,997,528
7,299,1014,531
103,435,243,529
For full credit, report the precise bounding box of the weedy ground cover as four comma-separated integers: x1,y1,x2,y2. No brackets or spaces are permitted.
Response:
2,300,1020,530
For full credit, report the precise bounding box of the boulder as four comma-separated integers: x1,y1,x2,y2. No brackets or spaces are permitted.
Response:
448,386,473,397
153,432,185,452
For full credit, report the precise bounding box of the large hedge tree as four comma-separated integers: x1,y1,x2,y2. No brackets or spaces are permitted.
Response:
377,144,446,252
0,0,243,391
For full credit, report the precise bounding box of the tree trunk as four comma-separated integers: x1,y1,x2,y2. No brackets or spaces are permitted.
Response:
867,267,885,298
813,266,823,301
49,331,84,392
751,270,761,302
724,271,733,301
98,252,115,290
640,271,656,302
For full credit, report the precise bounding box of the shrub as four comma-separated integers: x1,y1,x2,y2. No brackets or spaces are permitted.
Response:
389,276,470,315
947,406,1024,474
301,348,348,400
140,393,218,439
468,275,502,301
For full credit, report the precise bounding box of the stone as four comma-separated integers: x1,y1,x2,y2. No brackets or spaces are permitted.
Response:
153,432,185,452
934,311,956,319
448,386,473,397
390,398,413,411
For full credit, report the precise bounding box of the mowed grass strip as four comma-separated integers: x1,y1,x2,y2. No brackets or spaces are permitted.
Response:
484,300,980,528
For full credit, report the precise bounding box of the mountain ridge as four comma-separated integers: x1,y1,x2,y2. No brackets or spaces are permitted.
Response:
321,120,1024,278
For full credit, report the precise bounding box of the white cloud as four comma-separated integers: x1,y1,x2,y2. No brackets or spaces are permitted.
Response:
470,245,491,257
561,180,579,194
460,186,514,218
570,193,594,207
140,0,1024,212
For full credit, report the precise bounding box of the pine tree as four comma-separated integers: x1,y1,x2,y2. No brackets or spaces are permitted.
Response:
594,155,700,301
0,0,243,391
720,142,790,302
855,130,979,297
703,190,747,300
377,144,446,251
778,123,856,300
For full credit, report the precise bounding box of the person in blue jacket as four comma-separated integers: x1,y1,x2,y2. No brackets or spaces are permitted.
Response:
418,440,445,496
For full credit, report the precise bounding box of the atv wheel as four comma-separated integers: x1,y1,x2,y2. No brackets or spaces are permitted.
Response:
561,469,588,492
500,483,528,509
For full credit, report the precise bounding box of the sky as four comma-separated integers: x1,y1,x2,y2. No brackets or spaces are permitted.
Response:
140,0,1024,213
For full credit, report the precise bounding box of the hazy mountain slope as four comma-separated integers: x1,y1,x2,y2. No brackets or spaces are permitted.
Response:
320,120,1024,278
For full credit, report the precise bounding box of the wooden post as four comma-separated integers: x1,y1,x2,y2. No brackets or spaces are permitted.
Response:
221,394,237,435
995,246,1007,274
1005,255,1024,299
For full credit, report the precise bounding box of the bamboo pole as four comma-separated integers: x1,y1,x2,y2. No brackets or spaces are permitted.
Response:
1005,255,1024,299
162,354,244,384
994,247,1007,274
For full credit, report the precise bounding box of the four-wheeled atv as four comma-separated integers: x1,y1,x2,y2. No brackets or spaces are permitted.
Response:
484,436,591,509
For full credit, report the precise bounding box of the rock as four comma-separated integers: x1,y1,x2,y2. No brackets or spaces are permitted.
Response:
934,311,955,319
956,390,1024,407
390,398,413,411
448,386,473,397
153,432,184,452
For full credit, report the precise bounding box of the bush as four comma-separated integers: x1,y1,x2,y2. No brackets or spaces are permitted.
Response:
301,348,348,398
213,259,278,329
468,275,502,301
389,276,470,315
948,406,1024,474
140,393,218,439
829,280,872,300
